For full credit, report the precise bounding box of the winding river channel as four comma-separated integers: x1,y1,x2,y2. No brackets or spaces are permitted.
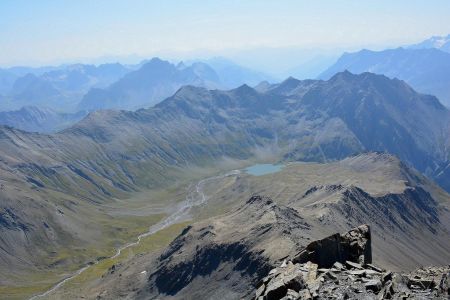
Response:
29,169,241,299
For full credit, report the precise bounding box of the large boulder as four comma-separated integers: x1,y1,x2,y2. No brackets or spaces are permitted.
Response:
293,224,371,267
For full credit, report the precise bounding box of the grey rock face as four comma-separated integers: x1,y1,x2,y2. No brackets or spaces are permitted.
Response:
293,224,371,267
255,225,450,299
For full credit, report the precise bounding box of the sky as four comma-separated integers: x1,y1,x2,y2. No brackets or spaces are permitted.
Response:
1,0,450,69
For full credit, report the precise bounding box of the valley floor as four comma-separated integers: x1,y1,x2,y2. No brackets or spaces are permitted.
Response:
6,159,263,300
21,153,450,300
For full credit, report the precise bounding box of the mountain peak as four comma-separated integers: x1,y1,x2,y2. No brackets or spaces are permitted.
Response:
283,76,300,83
170,85,210,101
140,57,173,71
232,83,257,96
149,57,164,64
279,76,301,88
176,61,187,70
328,70,356,81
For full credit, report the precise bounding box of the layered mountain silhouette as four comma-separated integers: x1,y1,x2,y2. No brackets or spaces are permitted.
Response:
198,57,273,88
0,57,269,129
0,65,61,95
1,71,450,296
1,71,449,199
78,57,271,111
319,48,450,107
0,63,132,112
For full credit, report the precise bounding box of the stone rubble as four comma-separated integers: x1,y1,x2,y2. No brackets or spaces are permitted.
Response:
254,225,450,299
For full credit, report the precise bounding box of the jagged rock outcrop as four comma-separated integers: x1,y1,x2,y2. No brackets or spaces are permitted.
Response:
254,225,450,299
293,224,371,267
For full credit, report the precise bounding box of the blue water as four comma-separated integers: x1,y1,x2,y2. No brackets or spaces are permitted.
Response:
244,164,284,176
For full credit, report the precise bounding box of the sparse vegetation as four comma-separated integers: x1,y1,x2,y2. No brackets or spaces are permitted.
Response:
49,221,192,299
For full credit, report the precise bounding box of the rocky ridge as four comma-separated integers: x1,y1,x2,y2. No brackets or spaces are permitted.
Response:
255,225,450,299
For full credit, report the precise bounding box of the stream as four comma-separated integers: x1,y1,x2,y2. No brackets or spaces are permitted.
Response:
29,169,240,299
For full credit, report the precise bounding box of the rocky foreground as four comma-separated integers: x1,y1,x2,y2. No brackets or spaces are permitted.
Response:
254,225,450,299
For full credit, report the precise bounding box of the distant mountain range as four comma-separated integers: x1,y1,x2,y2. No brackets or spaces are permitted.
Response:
0,65,61,95
409,34,450,53
285,54,339,80
0,57,272,114
0,106,87,133
0,63,132,112
194,57,273,88
3,71,449,202
319,47,450,107
78,57,272,111
77,58,219,111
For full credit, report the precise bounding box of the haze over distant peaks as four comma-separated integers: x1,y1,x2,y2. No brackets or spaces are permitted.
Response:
0,56,272,121
0,62,132,112
409,34,450,52
319,47,450,107
78,57,272,111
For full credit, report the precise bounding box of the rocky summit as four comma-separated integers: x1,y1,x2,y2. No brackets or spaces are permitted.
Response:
254,225,450,300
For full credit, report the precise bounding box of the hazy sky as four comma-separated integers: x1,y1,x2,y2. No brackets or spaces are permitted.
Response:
1,0,450,67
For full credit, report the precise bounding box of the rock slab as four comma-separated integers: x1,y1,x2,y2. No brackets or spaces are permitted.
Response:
254,225,450,299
